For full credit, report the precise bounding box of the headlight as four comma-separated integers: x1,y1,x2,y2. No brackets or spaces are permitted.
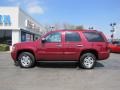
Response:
12,44,16,52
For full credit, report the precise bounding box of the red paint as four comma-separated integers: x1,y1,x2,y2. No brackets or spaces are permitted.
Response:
109,42,120,53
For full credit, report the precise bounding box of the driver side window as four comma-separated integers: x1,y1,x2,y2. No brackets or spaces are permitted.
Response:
45,32,61,43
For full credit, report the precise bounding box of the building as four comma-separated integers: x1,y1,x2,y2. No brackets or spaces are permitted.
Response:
0,7,45,47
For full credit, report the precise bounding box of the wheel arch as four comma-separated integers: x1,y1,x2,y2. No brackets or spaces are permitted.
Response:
16,49,36,61
80,49,98,60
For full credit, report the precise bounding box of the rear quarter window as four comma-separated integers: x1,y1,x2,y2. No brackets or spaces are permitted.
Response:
84,32,105,42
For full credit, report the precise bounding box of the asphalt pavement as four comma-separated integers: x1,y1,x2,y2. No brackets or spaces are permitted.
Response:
0,52,120,90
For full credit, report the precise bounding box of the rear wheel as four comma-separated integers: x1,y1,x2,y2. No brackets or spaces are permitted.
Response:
18,52,35,68
79,53,96,69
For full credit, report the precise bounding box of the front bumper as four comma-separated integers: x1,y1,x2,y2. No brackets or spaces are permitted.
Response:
11,51,17,61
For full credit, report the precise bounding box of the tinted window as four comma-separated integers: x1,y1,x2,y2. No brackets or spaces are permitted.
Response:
45,32,61,42
84,32,104,42
65,32,81,42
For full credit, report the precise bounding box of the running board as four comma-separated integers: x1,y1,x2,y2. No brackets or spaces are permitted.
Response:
37,61,78,63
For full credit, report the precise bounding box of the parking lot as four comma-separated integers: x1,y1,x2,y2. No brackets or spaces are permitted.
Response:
0,52,120,90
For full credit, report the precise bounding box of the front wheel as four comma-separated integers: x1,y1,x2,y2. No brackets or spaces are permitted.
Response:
18,52,35,68
79,53,96,69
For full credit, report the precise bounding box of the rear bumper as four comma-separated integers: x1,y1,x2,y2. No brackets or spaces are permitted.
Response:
98,51,110,60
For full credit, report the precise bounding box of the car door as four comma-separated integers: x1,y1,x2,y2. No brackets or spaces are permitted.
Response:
63,31,83,60
38,32,64,60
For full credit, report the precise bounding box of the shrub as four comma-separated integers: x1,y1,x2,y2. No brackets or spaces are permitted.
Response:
0,44,9,51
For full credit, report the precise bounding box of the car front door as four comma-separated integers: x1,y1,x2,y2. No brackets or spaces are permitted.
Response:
38,32,64,60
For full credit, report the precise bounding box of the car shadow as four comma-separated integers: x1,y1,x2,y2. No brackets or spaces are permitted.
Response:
36,61,104,68
95,62,104,67
36,62,77,68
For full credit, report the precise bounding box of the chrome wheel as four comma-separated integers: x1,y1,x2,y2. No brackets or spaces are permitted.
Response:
80,53,96,69
83,56,94,68
18,52,35,68
20,55,31,67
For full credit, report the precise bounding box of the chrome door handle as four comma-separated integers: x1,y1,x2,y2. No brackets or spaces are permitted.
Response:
56,44,62,47
76,45,83,47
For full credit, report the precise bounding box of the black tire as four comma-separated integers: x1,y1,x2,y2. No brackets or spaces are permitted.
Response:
79,53,96,69
14,61,19,66
18,52,35,68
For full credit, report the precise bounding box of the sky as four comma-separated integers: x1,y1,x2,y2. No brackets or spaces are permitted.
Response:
0,0,120,39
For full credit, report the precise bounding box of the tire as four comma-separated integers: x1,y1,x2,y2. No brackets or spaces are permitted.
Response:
14,61,19,66
79,53,96,69
18,52,35,68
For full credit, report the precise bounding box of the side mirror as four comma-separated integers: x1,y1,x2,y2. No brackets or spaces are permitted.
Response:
41,38,46,43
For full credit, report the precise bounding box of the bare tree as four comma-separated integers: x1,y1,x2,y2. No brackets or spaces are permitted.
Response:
76,25,84,30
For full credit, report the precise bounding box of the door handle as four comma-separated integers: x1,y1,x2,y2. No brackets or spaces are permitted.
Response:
76,44,83,47
56,44,62,47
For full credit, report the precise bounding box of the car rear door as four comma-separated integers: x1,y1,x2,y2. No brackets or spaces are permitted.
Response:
63,31,83,60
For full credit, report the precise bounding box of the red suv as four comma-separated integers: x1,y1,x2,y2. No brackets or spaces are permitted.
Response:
11,30,110,69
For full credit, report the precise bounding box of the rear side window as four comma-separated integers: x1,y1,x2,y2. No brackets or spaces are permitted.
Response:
65,32,81,42
84,32,105,42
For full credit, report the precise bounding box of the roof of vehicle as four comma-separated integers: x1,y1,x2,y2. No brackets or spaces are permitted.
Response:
50,29,100,33
41,29,103,38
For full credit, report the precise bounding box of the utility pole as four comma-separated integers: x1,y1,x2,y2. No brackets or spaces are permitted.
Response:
110,23,116,43
49,26,55,31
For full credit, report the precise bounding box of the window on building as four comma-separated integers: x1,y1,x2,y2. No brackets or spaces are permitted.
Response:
0,15,2,25
0,30,12,45
21,31,34,42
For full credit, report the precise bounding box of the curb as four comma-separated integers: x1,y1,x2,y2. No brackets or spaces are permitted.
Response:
0,51,10,53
